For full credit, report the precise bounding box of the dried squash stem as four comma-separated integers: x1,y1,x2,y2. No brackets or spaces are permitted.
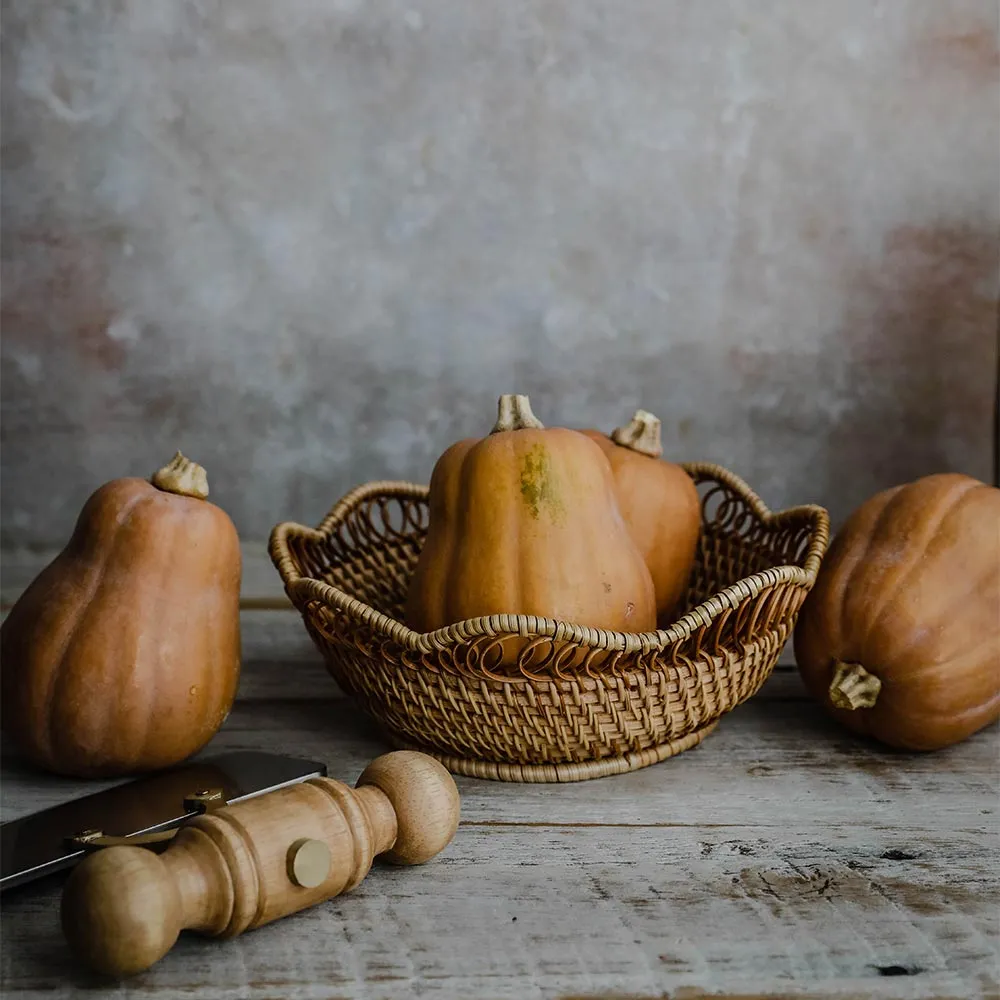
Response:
829,660,881,710
610,409,663,458
152,452,209,500
492,394,544,433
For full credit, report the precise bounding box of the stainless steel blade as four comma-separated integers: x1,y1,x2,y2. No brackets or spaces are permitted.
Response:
0,751,327,891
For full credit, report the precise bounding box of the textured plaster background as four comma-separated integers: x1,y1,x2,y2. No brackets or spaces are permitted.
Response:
2,0,998,548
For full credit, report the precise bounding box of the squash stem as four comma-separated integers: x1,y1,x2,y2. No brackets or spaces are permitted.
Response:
610,409,663,458
151,452,209,500
829,660,881,710
491,394,544,433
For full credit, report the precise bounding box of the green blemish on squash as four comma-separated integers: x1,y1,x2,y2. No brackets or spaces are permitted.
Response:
520,445,564,522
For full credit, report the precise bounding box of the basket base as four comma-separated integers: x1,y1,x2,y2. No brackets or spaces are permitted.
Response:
387,721,719,783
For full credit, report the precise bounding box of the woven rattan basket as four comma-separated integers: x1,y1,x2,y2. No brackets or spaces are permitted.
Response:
270,463,829,782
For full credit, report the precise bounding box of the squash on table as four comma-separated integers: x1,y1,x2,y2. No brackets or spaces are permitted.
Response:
579,410,700,623
0,452,242,777
793,473,1000,751
404,394,656,635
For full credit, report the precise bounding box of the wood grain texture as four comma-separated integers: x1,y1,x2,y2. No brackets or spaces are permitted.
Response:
5,679,996,829
58,753,460,977
3,823,995,998
1,602,996,998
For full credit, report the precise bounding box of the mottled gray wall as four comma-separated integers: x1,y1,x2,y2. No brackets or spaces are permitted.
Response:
2,0,998,549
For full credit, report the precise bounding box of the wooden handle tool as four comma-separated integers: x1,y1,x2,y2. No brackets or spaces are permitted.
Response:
60,751,460,977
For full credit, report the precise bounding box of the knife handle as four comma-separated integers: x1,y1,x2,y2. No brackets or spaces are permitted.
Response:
60,750,460,978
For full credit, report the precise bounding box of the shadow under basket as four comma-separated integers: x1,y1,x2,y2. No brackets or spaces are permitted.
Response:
270,463,829,783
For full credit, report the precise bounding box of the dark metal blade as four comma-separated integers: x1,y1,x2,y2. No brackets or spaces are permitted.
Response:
0,751,327,891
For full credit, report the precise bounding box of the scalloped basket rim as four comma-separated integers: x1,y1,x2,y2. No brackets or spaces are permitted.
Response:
269,461,830,656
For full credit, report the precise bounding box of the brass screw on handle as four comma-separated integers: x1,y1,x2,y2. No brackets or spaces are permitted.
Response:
287,838,332,888
60,751,460,978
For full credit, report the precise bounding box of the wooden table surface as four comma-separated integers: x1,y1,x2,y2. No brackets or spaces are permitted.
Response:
1,548,997,1000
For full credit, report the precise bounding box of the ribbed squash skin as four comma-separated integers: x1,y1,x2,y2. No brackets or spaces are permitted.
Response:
1,477,242,777
405,426,656,635
793,473,1000,751
580,429,700,624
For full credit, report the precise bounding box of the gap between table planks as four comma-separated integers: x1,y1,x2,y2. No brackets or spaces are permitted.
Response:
0,547,997,1000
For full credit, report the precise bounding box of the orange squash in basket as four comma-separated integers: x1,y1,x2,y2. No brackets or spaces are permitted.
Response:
0,453,242,777
580,410,700,624
404,394,656,634
793,473,1000,751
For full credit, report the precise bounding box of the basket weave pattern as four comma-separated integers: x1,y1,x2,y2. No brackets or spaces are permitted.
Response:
270,463,829,782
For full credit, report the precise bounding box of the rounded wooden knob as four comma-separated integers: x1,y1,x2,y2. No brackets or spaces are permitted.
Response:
58,751,461,979
60,846,181,979
357,751,460,865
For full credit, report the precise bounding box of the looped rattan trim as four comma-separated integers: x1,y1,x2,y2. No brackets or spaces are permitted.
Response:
268,461,829,780
269,463,829,655
388,721,719,782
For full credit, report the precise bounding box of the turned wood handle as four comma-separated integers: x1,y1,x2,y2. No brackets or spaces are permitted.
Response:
60,751,460,978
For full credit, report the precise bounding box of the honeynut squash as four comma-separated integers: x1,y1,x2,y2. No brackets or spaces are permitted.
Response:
794,473,1000,751
1,452,242,778
404,394,657,635
580,409,700,625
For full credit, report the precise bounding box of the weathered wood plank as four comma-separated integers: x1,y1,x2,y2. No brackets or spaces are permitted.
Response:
4,573,996,999
4,694,996,833
2,822,994,998
238,609,332,676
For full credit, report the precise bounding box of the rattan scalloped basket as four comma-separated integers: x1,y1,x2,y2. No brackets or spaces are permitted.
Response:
269,463,829,783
